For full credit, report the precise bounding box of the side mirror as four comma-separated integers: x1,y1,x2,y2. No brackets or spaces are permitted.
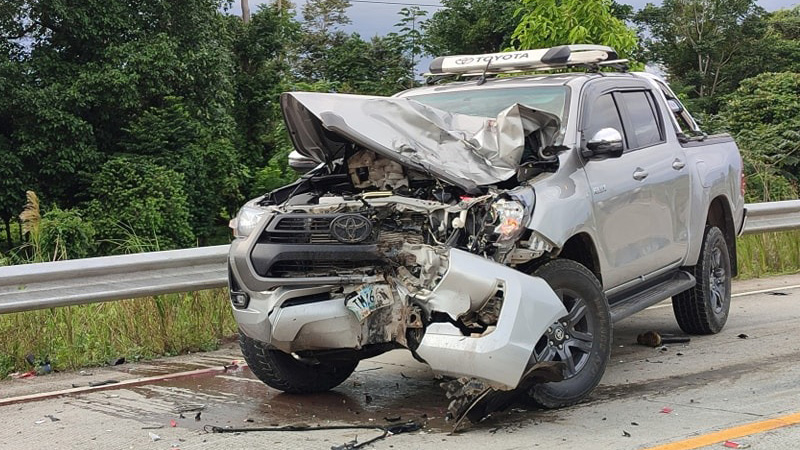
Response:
288,150,319,173
584,128,623,158
667,99,683,114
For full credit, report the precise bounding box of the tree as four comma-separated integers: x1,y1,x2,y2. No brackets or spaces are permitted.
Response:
716,72,800,201
635,0,767,112
423,0,521,55
84,157,195,254
389,6,427,78
2,0,243,246
511,0,637,57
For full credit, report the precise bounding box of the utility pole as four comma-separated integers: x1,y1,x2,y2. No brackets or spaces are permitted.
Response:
241,0,251,23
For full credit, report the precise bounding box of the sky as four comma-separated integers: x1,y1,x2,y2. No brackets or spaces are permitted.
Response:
228,0,798,40
226,0,798,74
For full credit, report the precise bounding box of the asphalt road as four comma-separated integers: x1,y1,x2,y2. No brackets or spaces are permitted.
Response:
2,273,800,450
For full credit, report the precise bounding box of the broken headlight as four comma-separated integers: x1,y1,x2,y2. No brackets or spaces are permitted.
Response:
230,205,267,238
489,198,527,244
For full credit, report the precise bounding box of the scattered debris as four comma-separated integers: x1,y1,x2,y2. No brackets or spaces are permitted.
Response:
108,357,126,366
400,372,410,379
660,407,673,414
622,430,631,437
141,425,164,430
10,371,36,379
637,331,691,347
170,420,177,427
365,394,373,404
205,421,422,450
631,422,639,426
45,415,60,422
88,380,119,387
767,292,789,296
148,431,161,442
444,361,565,431
384,416,401,423
676,352,684,356
34,419,47,424
195,412,202,421
723,440,751,449
737,334,749,339
173,403,206,414
79,370,94,376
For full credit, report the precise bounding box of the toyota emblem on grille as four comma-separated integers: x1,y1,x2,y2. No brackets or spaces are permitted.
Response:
330,214,372,244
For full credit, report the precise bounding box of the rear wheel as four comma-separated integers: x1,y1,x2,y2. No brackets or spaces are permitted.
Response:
529,259,612,408
239,331,358,394
672,226,731,334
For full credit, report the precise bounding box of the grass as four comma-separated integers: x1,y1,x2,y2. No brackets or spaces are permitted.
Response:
737,230,800,279
0,289,236,379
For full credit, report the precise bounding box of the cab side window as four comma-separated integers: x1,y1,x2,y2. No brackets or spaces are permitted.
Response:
585,93,626,148
616,90,664,149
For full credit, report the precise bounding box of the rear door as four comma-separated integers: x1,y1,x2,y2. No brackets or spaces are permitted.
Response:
581,79,690,290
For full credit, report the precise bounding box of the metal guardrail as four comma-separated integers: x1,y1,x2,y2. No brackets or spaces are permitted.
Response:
741,200,800,235
0,246,228,314
0,201,798,314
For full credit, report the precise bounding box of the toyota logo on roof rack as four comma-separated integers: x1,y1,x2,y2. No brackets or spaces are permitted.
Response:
330,214,372,244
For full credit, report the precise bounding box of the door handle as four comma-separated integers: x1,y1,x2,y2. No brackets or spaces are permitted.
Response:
633,168,649,181
672,158,686,170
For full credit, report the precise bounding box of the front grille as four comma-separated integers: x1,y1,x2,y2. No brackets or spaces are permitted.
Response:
267,260,371,277
261,215,339,244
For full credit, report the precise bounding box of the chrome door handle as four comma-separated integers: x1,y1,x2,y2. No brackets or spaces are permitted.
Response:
672,159,686,170
633,168,649,181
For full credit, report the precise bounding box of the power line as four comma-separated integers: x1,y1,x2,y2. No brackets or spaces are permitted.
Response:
349,0,443,7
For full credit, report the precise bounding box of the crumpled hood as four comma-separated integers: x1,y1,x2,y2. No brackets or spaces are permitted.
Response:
281,91,560,192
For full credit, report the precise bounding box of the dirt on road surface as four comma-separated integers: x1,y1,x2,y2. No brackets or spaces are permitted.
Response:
2,273,800,450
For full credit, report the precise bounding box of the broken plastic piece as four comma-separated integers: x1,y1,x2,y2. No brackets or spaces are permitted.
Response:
637,331,691,347
738,334,749,339
448,361,565,431
722,441,751,449
148,432,161,442
622,430,631,437
660,407,673,414
170,419,177,427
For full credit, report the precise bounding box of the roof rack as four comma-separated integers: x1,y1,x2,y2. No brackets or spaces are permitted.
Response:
425,44,628,77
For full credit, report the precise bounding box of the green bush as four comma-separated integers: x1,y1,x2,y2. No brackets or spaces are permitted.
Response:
85,156,195,254
39,208,97,260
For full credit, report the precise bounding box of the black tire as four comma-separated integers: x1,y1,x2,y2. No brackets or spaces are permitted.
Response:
239,331,358,394
529,259,612,409
672,226,731,335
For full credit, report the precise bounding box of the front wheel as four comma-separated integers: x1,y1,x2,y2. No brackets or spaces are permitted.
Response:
672,226,731,334
528,259,612,408
239,331,358,394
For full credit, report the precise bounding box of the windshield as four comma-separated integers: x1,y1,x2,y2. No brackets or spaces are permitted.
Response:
407,86,568,120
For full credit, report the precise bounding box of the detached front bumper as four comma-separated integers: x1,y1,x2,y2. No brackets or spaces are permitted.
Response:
414,249,567,389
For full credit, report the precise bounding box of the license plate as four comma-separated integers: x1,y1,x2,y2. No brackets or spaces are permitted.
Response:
345,284,393,321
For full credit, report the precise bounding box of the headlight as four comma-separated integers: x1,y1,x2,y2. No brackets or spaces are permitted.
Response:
490,199,526,243
230,205,267,238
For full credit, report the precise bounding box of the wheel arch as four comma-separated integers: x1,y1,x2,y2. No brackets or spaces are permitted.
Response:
705,195,738,277
555,232,603,287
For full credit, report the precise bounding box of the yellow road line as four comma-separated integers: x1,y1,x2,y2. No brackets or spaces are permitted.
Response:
643,411,800,450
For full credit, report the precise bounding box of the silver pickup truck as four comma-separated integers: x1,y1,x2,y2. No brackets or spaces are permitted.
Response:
227,45,745,419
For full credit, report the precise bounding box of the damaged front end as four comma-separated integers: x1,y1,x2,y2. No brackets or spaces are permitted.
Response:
229,91,572,423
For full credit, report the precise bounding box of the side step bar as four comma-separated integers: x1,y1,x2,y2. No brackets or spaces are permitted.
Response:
609,271,696,323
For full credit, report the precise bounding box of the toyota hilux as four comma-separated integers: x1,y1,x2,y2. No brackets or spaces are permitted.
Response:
227,45,746,421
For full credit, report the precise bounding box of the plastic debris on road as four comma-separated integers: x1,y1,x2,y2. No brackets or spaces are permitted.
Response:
723,440,751,449
660,407,674,414
148,432,161,442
